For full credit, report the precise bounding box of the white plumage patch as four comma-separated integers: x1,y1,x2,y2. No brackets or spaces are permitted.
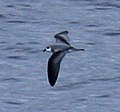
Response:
46,47,52,52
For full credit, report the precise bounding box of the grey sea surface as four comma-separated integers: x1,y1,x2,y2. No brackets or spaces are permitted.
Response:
0,0,120,112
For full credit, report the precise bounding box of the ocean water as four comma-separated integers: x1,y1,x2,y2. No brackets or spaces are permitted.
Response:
0,0,120,112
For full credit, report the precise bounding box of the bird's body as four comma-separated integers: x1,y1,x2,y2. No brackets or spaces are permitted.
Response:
47,43,71,53
43,31,85,86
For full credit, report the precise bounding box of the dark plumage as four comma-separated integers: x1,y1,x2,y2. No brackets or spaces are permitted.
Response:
48,51,65,86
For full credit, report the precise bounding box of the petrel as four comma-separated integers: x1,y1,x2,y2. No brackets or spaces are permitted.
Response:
43,31,85,86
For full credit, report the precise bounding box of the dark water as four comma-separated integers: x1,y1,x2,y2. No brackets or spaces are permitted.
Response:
0,0,120,112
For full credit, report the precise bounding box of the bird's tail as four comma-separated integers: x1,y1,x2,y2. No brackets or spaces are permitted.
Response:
67,46,85,53
70,46,85,51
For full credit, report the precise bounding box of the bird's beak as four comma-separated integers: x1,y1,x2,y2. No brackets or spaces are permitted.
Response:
43,49,46,52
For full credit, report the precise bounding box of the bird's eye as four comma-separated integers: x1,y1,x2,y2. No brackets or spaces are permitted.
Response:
47,47,49,49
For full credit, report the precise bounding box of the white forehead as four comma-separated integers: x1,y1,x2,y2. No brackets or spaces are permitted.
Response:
46,47,52,52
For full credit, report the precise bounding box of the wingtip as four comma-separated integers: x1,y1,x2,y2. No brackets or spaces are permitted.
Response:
63,31,69,34
55,31,69,37
50,82,56,87
49,79,56,87
59,31,69,35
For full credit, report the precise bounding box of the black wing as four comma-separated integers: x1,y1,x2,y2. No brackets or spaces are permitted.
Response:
54,31,70,46
48,51,66,86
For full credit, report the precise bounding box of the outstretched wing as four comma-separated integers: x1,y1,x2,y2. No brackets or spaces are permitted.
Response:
54,31,70,45
48,51,66,86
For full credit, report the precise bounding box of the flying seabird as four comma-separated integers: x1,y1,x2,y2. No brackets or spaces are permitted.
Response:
43,31,85,86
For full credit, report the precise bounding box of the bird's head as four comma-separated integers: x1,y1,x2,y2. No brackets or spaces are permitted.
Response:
43,46,52,52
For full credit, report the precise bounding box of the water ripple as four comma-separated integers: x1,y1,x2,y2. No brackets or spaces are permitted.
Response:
95,2,120,9
27,42,40,45
0,14,5,18
104,32,120,36
6,5,15,8
86,24,98,27
95,7,112,10
7,55,27,60
16,42,25,46
7,20,26,24
95,94,111,98
0,41,8,44
69,21,81,25
52,81,90,91
76,98,87,102
18,3,31,7
90,76,120,82
2,46,15,51
4,100,23,106
0,77,22,83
